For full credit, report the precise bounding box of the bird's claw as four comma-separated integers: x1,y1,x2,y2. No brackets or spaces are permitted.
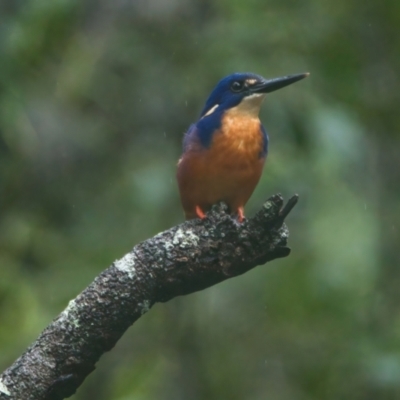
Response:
237,207,245,223
195,206,206,219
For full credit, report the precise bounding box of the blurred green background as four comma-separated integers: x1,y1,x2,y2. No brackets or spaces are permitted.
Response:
1,0,400,398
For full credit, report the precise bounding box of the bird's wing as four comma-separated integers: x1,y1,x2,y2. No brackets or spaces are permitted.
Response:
182,123,202,152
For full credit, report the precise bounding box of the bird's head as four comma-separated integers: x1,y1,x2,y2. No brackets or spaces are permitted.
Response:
200,72,309,118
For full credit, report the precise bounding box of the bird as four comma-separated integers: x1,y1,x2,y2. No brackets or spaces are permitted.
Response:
177,71,309,222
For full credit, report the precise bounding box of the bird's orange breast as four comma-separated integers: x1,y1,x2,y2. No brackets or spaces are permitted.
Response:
177,109,266,219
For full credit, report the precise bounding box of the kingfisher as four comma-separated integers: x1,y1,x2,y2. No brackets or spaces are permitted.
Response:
177,72,309,222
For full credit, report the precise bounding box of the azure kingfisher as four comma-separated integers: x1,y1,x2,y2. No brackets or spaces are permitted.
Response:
177,72,309,222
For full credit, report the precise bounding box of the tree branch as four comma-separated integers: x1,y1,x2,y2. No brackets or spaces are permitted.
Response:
0,194,298,400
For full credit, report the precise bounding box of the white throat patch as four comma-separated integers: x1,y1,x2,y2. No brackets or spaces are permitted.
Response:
234,93,266,116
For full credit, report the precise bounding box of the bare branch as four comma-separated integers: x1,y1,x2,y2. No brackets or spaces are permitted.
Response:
0,194,297,400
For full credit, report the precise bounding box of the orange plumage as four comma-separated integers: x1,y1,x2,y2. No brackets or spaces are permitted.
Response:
177,108,265,221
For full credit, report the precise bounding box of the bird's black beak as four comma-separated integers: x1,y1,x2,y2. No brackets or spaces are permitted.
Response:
251,72,309,94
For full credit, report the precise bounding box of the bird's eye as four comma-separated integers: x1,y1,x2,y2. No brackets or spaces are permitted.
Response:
230,81,245,92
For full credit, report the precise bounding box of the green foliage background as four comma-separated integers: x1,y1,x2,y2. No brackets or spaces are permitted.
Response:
1,0,399,398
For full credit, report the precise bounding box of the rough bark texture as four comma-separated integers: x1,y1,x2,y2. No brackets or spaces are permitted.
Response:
0,194,298,400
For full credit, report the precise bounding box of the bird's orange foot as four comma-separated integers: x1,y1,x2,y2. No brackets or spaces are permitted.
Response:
195,205,206,219
237,207,245,223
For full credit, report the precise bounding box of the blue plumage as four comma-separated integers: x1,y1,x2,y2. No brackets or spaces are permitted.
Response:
196,109,223,148
260,124,269,158
200,73,264,117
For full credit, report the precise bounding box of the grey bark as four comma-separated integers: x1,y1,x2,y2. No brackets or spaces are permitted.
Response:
0,194,298,400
